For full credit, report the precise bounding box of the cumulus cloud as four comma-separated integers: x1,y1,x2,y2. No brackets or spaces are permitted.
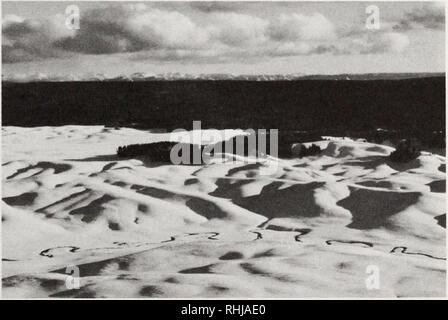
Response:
269,13,335,41
56,5,208,54
207,12,268,47
394,2,445,31
2,14,74,63
342,32,410,55
2,3,416,64
2,14,25,28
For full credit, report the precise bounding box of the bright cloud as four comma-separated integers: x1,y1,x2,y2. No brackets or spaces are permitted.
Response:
2,3,434,64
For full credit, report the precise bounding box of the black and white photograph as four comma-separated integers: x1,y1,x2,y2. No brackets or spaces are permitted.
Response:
1,1,446,300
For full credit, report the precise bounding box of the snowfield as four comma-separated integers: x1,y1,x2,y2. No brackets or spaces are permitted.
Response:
1,126,446,298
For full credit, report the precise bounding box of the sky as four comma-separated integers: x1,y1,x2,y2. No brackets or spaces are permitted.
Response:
1,1,445,78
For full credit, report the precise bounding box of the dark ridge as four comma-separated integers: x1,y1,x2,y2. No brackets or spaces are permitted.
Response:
2,78,445,132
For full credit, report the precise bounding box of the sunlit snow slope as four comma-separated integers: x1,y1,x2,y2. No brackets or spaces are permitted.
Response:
2,126,445,298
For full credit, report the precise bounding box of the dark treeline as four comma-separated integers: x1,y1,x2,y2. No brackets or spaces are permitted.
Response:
2,77,445,133
116,133,323,163
117,141,178,161
389,139,420,162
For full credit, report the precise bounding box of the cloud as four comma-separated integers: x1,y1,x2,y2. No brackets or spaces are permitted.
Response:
189,2,240,13
2,14,25,30
55,5,208,54
394,3,445,31
2,14,74,63
269,13,335,41
208,12,268,47
2,3,415,64
128,9,209,49
349,32,410,54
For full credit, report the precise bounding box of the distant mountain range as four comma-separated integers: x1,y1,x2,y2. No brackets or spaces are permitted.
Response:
2,72,444,82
